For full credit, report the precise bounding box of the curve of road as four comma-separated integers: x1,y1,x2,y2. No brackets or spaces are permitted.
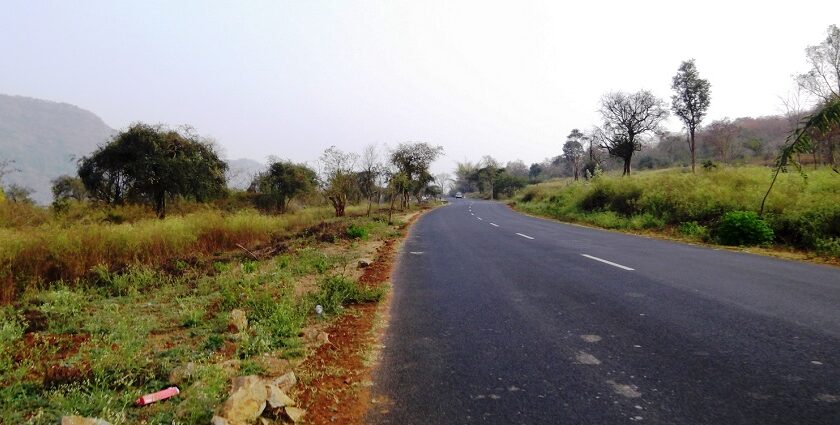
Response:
368,199,840,424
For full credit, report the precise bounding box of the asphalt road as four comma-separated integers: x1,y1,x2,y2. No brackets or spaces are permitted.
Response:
367,199,840,424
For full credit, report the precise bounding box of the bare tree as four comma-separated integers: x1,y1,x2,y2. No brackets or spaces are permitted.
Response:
704,118,741,164
359,144,382,216
796,25,840,102
671,59,712,173
599,91,669,175
505,160,529,179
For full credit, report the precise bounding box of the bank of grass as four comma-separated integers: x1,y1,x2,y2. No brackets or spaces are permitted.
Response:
0,209,399,424
0,205,374,302
515,166,840,259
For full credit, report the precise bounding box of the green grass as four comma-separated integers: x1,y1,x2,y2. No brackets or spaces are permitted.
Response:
0,208,401,424
516,166,840,255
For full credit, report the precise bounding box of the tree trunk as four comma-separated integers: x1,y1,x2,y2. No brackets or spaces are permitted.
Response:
689,129,696,174
623,157,631,176
367,196,372,216
155,191,166,219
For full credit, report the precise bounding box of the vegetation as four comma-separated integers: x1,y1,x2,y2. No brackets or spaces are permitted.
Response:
0,208,401,424
516,166,840,256
671,59,712,173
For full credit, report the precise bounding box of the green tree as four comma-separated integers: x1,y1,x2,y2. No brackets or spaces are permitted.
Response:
563,129,585,180
389,142,443,207
252,160,317,213
671,59,712,173
51,175,87,202
319,146,358,217
4,184,34,204
78,123,228,218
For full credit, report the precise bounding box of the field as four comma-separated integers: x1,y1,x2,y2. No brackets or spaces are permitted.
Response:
0,202,422,424
514,166,840,259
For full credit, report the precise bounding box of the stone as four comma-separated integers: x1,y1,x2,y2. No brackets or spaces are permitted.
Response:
60,417,111,425
168,361,197,385
266,384,296,409
283,406,306,423
255,356,291,376
210,416,230,425
316,331,330,345
219,376,267,424
357,259,372,268
218,359,241,376
229,309,248,333
272,372,297,392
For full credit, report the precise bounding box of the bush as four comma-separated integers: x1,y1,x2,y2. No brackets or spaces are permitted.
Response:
346,223,369,239
716,211,774,246
313,276,383,315
678,221,709,240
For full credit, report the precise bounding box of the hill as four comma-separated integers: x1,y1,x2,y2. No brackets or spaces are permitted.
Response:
0,94,114,204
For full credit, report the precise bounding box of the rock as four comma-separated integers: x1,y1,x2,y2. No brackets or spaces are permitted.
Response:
316,332,330,345
229,309,248,333
219,376,267,424
258,418,273,425
218,359,241,376
271,372,297,392
60,416,111,425
283,406,306,423
266,384,296,409
357,259,372,268
210,416,230,425
168,361,197,385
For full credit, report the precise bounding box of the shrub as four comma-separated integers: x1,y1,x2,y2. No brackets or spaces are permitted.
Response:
716,211,774,246
313,276,383,315
678,221,709,240
346,223,369,239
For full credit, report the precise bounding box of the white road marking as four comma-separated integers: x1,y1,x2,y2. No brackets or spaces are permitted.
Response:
489,223,499,227
477,217,483,221
515,233,534,240
409,251,424,255
471,213,474,216
581,254,634,271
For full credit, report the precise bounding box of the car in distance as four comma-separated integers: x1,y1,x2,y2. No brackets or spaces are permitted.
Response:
454,192,463,198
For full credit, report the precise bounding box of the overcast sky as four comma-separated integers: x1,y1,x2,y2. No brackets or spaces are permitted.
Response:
2,0,838,173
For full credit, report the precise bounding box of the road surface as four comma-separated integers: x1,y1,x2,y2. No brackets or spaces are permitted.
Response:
368,199,840,424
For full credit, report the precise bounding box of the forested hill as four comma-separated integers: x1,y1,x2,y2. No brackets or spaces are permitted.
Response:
0,94,114,204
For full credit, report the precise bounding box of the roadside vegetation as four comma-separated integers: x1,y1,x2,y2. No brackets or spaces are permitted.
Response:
514,166,840,258
453,25,840,260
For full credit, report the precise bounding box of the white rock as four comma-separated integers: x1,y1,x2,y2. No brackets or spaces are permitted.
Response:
272,372,297,392
284,406,306,423
266,384,296,409
219,376,267,424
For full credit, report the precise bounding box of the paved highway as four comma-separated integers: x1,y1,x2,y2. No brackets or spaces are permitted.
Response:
368,199,840,424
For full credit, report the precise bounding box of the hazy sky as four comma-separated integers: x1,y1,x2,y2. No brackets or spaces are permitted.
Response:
3,1,839,173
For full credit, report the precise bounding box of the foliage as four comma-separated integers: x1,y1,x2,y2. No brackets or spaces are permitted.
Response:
390,142,444,205
251,160,317,213
3,184,34,204
563,129,585,181
346,223,370,239
312,275,384,315
78,123,228,218
671,59,712,172
715,211,775,246
795,24,840,102
319,146,359,217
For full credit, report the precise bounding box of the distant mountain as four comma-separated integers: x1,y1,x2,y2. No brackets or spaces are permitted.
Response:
0,94,114,204
227,158,265,190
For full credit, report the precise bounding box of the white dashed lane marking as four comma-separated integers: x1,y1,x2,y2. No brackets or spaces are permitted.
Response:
516,233,534,240
490,223,499,227
581,254,634,271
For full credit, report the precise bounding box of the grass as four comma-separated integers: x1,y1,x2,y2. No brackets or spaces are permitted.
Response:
0,206,400,424
0,205,377,302
515,166,840,257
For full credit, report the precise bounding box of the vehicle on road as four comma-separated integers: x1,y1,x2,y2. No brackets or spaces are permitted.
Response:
454,192,463,198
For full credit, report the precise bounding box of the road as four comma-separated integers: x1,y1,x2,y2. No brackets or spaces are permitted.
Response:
367,199,840,424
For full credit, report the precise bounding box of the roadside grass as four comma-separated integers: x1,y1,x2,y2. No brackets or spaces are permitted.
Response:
0,208,401,424
0,205,380,302
516,166,840,258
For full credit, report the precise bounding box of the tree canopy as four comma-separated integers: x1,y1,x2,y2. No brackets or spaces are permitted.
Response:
78,123,228,218
671,59,712,173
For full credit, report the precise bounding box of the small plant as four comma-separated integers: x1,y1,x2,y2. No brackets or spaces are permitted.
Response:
313,276,383,315
702,160,718,170
346,223,369,239
241,260,258,274
203,334,224,352
678,221,709,240
716,211,774,246
239,359,266,376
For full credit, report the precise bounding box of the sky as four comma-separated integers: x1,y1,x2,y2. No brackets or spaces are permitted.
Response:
2,0,839,174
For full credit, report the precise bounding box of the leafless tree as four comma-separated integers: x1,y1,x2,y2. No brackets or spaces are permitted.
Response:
796,25,840,103
704,118,741,164
598,90,669,175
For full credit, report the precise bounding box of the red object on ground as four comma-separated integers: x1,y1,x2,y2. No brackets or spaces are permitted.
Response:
135,386,180,406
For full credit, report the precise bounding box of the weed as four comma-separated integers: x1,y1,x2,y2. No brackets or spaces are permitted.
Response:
679,221,709,240
715,211,775,246
346,223,370,239
313,275,383,315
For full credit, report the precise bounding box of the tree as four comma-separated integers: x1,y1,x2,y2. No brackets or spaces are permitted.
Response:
704,118,741,164
599,90,669,175
477,156,501,199
671,59,712,173
389,142,443,207
796,25,840,102
319,146,358,217
252,160,317,212
494,172,527,198
358,144,383,215
528,163,543,182
505,160,529,178
4,184,34,204
51,175,87,202
78,123,228,218
563,129,585,180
